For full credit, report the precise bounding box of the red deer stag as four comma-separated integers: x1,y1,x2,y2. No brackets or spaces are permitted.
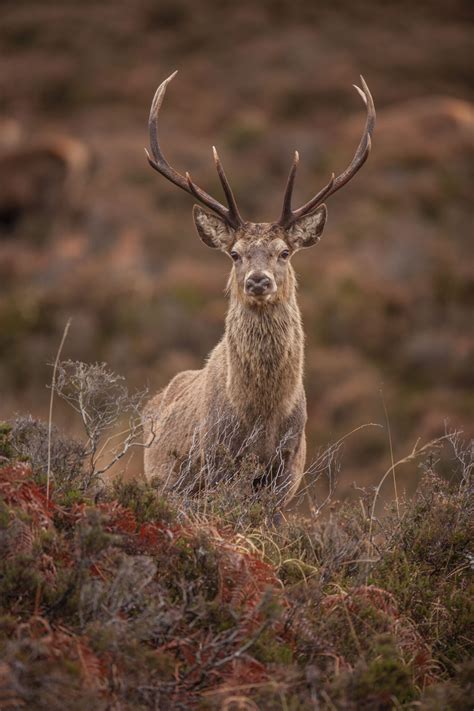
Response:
144,71,375,505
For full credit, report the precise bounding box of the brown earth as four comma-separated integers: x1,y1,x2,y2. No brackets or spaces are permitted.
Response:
0,0,472,498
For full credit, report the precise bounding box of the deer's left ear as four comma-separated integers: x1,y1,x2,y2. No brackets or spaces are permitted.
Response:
286,204,327,250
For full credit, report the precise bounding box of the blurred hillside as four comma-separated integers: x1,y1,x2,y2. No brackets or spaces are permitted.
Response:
0,0,473,495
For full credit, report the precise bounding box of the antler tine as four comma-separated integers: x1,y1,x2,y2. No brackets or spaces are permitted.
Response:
279,76,375,226
146,71,243,228
279,151,299,225
212,146,243,226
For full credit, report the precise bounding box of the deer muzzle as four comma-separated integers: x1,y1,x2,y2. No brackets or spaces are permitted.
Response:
244,271,276,297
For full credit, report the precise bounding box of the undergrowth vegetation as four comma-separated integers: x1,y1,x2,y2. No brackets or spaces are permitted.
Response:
0,413,472,709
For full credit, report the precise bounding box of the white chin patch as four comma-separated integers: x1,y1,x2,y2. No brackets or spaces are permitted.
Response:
246,292,275,303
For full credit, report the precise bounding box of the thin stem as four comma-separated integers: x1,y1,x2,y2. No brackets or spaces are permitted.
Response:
46,318,71,501
368,433,453,554
380,389,400,521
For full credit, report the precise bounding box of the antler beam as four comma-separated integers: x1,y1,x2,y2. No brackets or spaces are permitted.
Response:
278,75,376,227
146,71,243,229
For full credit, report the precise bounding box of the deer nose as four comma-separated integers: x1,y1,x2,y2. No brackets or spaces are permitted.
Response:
245,272,273,296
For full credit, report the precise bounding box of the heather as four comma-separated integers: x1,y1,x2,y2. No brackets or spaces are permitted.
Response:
0,417,472,709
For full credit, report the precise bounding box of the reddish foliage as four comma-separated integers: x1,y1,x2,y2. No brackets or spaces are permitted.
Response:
137,520,180,547
97,501,138,533
0,462,289,705
69,500,138,534
0,463,56,529
321,584,436,686
217,544,279,610
17,616,108,689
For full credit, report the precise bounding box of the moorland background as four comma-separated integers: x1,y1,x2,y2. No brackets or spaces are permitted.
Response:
0,0,472,497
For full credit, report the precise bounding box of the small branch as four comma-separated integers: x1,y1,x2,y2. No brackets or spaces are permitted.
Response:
93,417,156,478
46,318,71,501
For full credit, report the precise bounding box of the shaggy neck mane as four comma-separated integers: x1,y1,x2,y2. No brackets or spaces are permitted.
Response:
223,268,304,418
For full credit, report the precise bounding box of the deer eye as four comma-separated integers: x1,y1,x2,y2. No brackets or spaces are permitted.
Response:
279,249,290,260
230,251,241,262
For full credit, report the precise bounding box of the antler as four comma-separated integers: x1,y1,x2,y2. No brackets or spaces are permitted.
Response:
146,71,244,229
279,76,376,227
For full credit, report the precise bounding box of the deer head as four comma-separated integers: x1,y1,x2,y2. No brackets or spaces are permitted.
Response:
146,71,375,305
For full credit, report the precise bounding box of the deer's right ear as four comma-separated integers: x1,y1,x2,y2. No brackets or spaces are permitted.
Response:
193,205,234,250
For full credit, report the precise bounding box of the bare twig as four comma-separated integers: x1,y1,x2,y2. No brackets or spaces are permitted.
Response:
46,318,71,501
52,360,154,488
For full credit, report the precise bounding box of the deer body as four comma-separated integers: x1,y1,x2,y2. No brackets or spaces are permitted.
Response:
143,72,375,504
145,227,308,500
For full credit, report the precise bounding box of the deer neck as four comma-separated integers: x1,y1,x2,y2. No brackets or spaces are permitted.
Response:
224,270,304,420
